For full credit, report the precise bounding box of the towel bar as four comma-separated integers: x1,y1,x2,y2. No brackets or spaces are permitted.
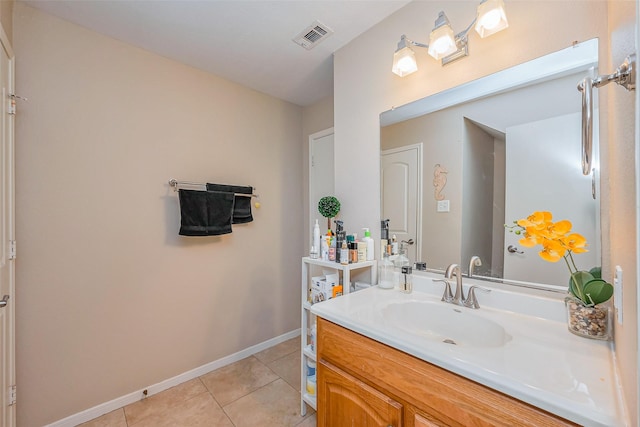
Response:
168,178,258,198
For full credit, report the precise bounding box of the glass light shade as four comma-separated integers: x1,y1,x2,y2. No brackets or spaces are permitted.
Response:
475,0,508,38
392,46,418,77
427,24,457,60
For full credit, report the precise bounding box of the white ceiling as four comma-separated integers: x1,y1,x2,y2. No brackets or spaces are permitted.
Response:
22,0,411,106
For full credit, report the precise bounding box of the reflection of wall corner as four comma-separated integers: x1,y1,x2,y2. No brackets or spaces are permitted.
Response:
433,163,448,201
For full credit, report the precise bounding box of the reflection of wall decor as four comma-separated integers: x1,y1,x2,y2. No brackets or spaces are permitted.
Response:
433,164,448,201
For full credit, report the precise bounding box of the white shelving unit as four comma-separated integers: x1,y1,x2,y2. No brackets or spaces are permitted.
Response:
300,257,377,415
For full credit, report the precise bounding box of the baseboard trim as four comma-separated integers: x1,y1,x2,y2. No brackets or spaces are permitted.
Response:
45,328,301,427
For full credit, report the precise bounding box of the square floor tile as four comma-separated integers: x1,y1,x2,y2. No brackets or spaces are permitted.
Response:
267,350,301,392
124,378,207,425
128,392,233,427
223,378,311,427
78,409,127,427
254,336,300,365
296,412,317,427
200,356,278,406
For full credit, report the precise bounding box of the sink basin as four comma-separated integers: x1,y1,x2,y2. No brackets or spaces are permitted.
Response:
381,301,511,348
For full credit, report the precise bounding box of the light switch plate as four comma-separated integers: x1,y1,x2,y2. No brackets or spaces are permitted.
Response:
437,200,450,212
614,265,623,324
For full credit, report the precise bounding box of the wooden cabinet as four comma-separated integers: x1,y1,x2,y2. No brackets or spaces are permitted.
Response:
318,359,402,427
317,318,578,427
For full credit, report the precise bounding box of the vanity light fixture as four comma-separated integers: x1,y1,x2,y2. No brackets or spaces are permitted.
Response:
391,0,508,77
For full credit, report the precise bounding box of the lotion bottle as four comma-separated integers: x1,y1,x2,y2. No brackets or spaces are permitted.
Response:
363,228,374,261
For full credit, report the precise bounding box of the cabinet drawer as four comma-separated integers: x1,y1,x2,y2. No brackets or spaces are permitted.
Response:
317,318,577,427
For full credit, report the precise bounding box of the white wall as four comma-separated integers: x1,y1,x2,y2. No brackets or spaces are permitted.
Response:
14,4,303,426
335,0,637,423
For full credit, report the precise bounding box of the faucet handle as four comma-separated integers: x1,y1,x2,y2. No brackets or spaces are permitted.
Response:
433,279,454,303
463,286,490,309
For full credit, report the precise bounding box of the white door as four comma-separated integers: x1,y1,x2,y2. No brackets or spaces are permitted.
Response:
309,128,335,232
381,144,422,264
0,25,14,427
504,113,597,286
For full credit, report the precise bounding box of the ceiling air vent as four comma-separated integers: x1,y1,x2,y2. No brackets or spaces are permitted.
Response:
293,20,334,50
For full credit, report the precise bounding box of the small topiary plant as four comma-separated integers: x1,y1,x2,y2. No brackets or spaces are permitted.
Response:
318,196,340,231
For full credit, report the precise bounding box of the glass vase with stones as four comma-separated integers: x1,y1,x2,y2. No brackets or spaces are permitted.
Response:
565,296,611,340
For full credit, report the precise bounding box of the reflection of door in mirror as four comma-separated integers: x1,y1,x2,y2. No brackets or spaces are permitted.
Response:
309,128,335,233
381,144,422,265
503,112,598,285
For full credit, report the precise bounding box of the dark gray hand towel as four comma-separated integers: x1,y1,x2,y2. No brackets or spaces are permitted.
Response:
178,189,234,236
206,183,253,224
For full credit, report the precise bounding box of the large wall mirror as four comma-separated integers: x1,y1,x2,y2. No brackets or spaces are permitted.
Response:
380,39,600,290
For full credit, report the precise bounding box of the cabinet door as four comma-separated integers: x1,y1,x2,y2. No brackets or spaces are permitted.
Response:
318,360,402,427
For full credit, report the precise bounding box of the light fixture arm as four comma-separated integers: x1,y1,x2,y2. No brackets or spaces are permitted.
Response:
401,34,429,50
454,17,477,43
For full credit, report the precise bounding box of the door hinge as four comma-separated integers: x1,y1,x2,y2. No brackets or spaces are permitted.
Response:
9,240,15,260
8,385,16,406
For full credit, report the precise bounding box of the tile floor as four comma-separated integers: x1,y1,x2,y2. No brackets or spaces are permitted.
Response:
79,336,316,427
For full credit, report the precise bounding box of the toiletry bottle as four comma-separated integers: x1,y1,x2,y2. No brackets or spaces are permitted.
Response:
363,228,375,261
328,237,336,261
321,236,329,261
340,241,349,265
349,242,358,264
357,241,367,262
334,220,345,264
391,234,398,255
309,245,318,259
313,219,320,258
394,243,410,287
378,252,394,289
380,219,389,258
401,266,413,293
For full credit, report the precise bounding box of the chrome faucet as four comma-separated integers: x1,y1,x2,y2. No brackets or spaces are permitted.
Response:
440,263,492,308
444,263,465,305
468,256,482,278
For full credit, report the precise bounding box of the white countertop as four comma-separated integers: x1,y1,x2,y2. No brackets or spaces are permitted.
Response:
310,274,627,426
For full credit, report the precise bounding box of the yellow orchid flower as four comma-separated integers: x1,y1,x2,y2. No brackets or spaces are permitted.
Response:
549,220,572,237
561,233,588,253
517,211,552,229
539,239,566,262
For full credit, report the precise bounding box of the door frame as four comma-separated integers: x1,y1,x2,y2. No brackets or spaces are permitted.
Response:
0,20,15,427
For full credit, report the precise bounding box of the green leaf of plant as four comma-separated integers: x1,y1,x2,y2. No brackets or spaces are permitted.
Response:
588,266,602,280
583,279,614,305
569,271,594,301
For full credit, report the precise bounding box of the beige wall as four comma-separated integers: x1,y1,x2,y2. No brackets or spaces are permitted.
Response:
0,0,13,44
14,4,303,426
334,0,636,424
607,1,638,423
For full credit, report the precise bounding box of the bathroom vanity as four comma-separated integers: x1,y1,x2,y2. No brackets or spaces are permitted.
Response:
317,318,576,427
310,275,626,426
